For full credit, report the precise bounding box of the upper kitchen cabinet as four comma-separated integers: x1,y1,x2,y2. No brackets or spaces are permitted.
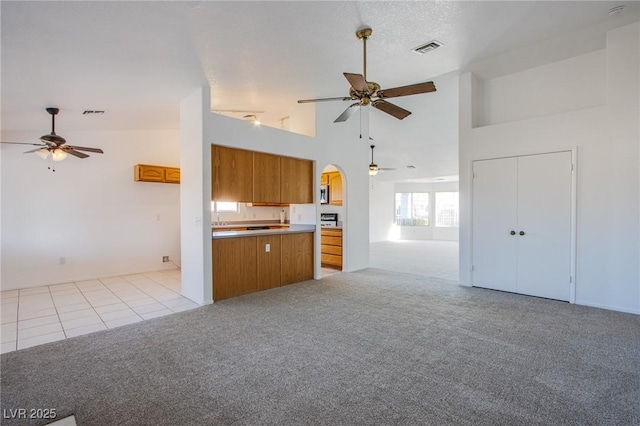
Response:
134,164,180,184
281,157,313,204
328,172,343,206
164,167,181,184
253,152,281,203
212,145,253,202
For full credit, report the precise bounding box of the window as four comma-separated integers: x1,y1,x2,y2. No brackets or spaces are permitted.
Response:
435,192,459,227
395,192,429,226
211,201,238,213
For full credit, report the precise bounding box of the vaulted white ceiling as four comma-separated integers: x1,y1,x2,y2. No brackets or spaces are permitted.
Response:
1,1,637,181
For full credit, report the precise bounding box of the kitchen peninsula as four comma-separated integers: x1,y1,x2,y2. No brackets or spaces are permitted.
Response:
211,145,315,301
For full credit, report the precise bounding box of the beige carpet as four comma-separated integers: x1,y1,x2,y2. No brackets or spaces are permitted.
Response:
1,268,639,425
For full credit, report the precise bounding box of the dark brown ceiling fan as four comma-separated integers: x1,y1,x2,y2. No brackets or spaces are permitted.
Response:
369,145,396,176
298,27,437,123
1,107,104,163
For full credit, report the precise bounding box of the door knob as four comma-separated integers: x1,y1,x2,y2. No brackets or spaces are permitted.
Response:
510,230,516,235
519,231,525,236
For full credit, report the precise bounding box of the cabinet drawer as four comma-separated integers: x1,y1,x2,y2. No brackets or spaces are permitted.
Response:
321,235,342,246
321,228,342,236
321,253,342,267
321,244,342,256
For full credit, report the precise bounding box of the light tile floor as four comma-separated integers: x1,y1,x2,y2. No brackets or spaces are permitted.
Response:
0,269,198,354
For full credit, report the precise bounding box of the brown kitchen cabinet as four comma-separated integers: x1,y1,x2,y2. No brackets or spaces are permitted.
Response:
212,231,314,301
281,157,313,204
281,232,314,285
134,164,180,184
257,235,282,291
212,236,257,300
253,152,281,203
321,228,342,269
164,167,181,183
328,172,343,206
212,145,253,202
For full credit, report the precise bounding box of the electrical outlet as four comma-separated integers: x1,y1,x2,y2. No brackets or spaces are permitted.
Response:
162,256,170,263
265,244,270,253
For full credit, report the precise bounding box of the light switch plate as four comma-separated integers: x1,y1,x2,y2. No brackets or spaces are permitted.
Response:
265,244,270,252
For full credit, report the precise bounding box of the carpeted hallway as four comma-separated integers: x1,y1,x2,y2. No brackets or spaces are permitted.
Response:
1,268,639,425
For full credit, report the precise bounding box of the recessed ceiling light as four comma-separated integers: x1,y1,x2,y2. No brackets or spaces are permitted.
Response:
608,5,625,16
436,178,445,181
412,40,443,54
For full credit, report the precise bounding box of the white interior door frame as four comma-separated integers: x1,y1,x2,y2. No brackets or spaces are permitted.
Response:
469,147,578,303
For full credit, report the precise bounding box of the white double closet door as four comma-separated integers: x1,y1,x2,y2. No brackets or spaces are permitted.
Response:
472,151,573,301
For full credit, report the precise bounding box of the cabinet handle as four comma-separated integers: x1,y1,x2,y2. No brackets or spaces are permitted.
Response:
519,231,525,236
510,230,516,235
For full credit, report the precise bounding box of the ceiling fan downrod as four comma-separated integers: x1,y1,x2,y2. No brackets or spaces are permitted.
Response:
46,107,59,135
356,27,372,83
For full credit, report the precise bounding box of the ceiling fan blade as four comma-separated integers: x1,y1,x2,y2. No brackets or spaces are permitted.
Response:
1,141,45,146
344,73,369,93
64,148,90,159
67,145,104,153
24,147,45,153
372,100,412,120
378,167,397,171
298,96,353,104
334,102,360,123
377,81,436,99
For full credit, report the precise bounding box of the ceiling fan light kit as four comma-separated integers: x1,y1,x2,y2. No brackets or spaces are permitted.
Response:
1,107,104,171
298,26,437,123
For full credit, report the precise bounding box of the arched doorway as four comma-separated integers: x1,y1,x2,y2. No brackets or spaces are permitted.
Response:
319,164,345,277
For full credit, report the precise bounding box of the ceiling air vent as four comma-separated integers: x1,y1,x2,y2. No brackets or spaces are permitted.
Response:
412,40,443,54
406,165,416,169
82,110,105,115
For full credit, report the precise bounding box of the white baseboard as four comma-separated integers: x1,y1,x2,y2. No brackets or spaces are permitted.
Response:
576,300,640,315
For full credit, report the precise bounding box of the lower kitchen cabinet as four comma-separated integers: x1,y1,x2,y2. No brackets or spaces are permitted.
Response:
281,232,314,285
321,228,342,269
257,235,281,291
213,236,257,300
212,231,313,301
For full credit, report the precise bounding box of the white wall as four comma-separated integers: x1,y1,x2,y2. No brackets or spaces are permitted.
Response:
369,180,395,243
1,129,181,290
180,87,212,305
180,90,372,304
459,23,640,314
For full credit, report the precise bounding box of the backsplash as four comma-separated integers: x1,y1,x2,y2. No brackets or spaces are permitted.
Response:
212,203,288,223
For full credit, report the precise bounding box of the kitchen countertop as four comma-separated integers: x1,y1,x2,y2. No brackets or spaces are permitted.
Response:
212,224,315,239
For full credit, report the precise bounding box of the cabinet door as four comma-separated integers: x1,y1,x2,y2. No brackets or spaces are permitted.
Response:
164,167,180,184
212,146,253,202
472,157,518,293
212,237,257,300
281,232,314,285
516,152,571,301
257,235,281,291
253,152,281,203
320,173,329,185
135,165,164,182
329,172,343,205
281,157,313,204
